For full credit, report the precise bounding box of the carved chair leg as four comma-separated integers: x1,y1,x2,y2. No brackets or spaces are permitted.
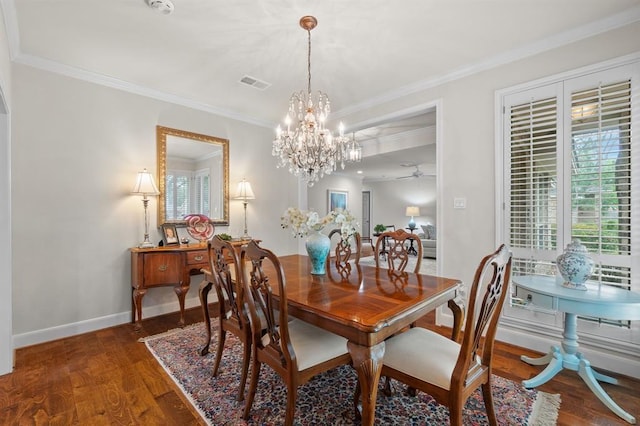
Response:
212,328,226,377
198,280,213,355
383,376,393,396
284,383,298,426
449,394,464,426
482,381,498,426
243,358,261,420
237,339,251,401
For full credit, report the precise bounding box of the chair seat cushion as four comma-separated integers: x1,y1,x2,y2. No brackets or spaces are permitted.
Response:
383,327,461,390
287,320,349,371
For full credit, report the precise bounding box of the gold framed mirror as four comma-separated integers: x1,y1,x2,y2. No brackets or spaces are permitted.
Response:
157,126,229,226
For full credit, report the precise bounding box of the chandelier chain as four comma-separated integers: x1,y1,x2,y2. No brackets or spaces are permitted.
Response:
307,28,312,95
272,15,362,187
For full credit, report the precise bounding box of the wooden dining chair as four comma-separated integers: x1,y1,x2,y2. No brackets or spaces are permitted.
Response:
366,244,512,426
207,235,251,402
326,228,361,276
375,228,422,273
240,240,352,426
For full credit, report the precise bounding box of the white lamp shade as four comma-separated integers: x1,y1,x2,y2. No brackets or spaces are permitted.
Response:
405,206,420,217
132,168,160,195
235,179,255,200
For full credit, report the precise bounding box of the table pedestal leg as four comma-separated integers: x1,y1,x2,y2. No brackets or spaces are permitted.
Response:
348,340,385,426
578,356,635,424
521,313,635,424
522,345,564,388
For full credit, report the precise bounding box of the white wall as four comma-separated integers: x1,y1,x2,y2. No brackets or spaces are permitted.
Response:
343,22,640,291
11,63,299,345
8,18,640,377
305,174,363,249
307,174,362,218
0,3,13,374
341,22,640,377
364,177,437,233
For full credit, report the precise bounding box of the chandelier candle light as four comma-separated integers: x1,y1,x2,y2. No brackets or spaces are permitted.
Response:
132,168,160,248
272,16,361,186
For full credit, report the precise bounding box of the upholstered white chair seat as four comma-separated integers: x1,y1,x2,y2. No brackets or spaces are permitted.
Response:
285,320,349,371
384,327,474,391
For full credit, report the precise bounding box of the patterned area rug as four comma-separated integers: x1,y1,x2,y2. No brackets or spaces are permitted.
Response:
358,255,437,275
142,323,560,425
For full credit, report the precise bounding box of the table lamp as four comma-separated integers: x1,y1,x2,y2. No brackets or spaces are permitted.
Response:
406,206,420,230
132,168,160,248
234,178,255,239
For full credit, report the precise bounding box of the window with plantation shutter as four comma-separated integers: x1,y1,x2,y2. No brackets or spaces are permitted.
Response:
509,94,559,275
193,169,211,218
499,61,639,346
166,169,191,220
569,80,632,291
166,168,211,220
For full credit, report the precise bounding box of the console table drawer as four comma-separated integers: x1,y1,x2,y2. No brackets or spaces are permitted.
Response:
142,253,182,286
515,285,555,310
186,250,208,266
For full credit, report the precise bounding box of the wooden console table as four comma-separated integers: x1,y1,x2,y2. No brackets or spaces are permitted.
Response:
513,275,640,424
130,244,209,329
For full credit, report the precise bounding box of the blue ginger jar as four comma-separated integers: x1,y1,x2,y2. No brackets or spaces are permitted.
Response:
556,239,594,291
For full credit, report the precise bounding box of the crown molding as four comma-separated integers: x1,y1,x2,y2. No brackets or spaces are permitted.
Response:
333,5,640,119
3,0,640,127
14,53,273,128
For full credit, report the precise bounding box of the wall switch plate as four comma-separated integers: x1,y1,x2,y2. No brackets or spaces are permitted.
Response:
453,197,466,209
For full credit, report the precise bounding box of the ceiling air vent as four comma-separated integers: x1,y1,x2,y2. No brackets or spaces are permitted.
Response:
146,0,174,14
240,75,271,90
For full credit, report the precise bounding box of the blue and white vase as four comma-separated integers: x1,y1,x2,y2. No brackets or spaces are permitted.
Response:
556,239,594,291
305,230,331,275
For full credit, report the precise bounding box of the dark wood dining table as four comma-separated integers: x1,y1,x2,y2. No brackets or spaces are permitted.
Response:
265,254,463,426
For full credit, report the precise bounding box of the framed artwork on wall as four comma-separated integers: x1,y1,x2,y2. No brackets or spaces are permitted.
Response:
328,189,348,212
161,223,180,246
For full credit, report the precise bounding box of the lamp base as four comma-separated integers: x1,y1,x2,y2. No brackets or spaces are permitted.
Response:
138,240,156,248
240,234,252,241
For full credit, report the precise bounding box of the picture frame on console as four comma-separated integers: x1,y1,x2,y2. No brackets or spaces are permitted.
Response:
161,223,179,246
328,189,348,212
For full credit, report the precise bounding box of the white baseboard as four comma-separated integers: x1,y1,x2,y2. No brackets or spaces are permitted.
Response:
436,309,640,380
13,296,203,349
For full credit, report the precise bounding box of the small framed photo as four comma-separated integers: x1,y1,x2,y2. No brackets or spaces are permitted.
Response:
161,223,180,246
328,189,348,212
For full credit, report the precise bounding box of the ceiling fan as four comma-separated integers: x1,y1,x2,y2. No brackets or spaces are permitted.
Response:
397,164,425,179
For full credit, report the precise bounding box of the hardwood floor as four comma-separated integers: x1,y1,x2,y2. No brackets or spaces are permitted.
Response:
1,302,638,424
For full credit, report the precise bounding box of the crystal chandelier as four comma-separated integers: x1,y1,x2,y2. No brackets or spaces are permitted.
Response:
272,16,361,187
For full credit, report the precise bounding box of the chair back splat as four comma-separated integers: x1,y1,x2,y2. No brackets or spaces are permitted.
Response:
454,244,512,393
241,240,292,370
375,228,422,273
376,244,512,426
326,228,361,276
240,240,351,426
207,235,250,401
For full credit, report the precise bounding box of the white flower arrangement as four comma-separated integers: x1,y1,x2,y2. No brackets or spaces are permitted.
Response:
281,207,359,242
